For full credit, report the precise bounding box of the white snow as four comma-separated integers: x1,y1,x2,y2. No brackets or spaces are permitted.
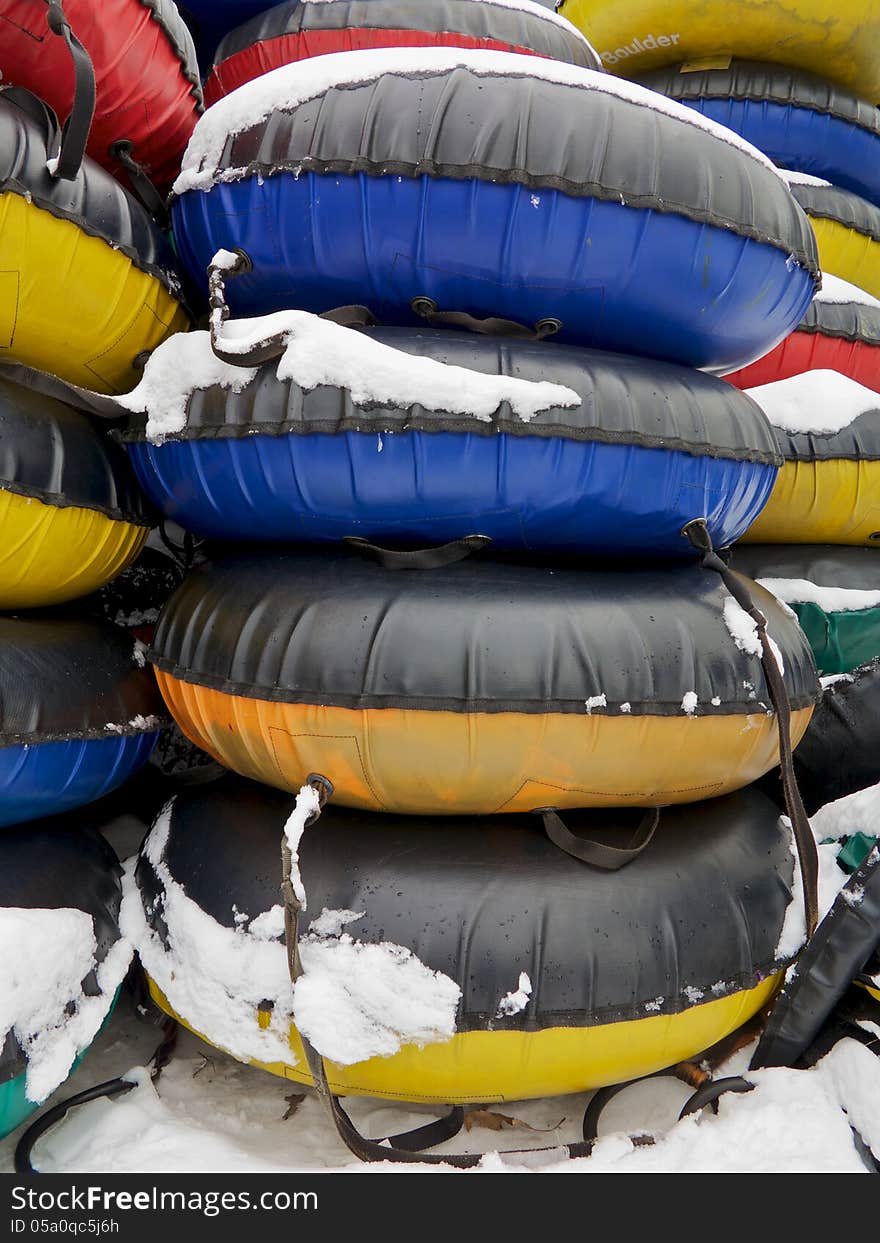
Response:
746,370,880,435
814,273,880,310
117,315,580,444
248,905,285,940
681,691,698,716
132,639,147,668
104,715,161,735
619,701,632,713
584,694,607,713
757,577,880,614
0,908,131,1104
496,973,532,1018
783,170,832,189
282,783,322,911
810,779,880,845
820,672,854,688
308,909,365,938
174,47,784,196
722,596,763,660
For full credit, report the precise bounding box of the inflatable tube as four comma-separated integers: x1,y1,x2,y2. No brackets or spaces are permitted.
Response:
742,372,880,546
637,61,880,210
132,775,796,1103
0,616,165,827
0,0,202,191
726,276,880,395
205,0,599,102
171,48,818,371
148,550,817,814
728,547,880,676
0,820,127,1137
0,371,152,609
118,320,781,555
787,175,880,300
0,93,188,393
558,0,880,102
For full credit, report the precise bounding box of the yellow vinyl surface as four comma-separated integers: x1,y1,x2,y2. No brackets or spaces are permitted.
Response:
743,460,880,546
561,0,880,101
156,672,813,814
0,488,148,608
149,973,781,1104
806,216,880,301
0,191,188,393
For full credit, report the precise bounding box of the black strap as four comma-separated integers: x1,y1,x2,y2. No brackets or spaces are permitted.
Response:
537,807,660,869
109,140,169,226
44,0,96,182
678,1076,755,1119
682,519,819,938
320,305,379,329
411,297,561,341
342,534,492,570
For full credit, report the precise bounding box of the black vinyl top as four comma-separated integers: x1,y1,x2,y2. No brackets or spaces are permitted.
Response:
142,0,204,109
790,658,880,816
149,550,818,715
730,545,880,591
119,327,782,464
638,60,880,137
139,774,796,1030
800,295,880,346
789,178,880,242
190,58,819,277
0,89,183,297
0,615,166,746
215,0,599,69
767,409,880,462
0,820,124,1084
0,372,151,523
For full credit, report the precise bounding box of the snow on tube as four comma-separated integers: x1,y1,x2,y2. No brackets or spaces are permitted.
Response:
637,61,880,210
131,774,797,1103
726,276,880,395
729,547,880,677
0,0,202,191
0,92,189,393
742,371,880,546
171,47,819,371
0,368,152,609
0,615,165,828
147,550,818,815
205,0,600,103
0,819,129,1137
559,0,880,103
116,317,781,556
786,174,880,300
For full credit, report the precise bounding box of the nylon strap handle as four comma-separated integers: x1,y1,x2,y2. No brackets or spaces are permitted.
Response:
44,0,95,181
536,807,660,869
109,140,169,226
682,519,819,938
411,296,561,341
342,534,492,570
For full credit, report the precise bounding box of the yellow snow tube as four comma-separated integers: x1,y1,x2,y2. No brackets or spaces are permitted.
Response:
561,0,880,102
743,460,880,546
148,974,781,1104
0,192,187,393
806,215,880,302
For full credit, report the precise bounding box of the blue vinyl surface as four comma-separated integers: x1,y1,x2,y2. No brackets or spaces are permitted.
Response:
678,96,880,210
127,429,778,556
0,732,159,829
172,172,816,372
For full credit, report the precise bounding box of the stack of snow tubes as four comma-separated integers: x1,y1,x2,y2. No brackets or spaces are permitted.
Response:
0,0,200,1136
93,2,847,1132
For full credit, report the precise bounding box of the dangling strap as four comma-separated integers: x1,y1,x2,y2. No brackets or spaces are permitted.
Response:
411,297,561,341
110,140,169,226
44,0,96,181
682,519,819,938
537,807,660,869
342,534,492,570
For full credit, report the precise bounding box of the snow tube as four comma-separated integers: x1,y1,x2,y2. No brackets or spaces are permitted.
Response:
0,616,165,828
118,320,781,555
637,61,880,210
0,368,152,609
0,0,202,192
787,176,880,300
742,372,880,546
205,0,599,103
0,91,188,393
559,0,880,103
171,48,819,371
133,775,796,1103
726,276,880,395
729,547,880,677
0,819,127,1138
148,550,818,814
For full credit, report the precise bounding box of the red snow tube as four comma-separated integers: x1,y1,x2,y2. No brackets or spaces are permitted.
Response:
0,0,202,191
204,0,600,104
726,281,880,394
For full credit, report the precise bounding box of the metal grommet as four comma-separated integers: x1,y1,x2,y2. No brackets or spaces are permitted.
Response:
132,349,151,372
411,296,438,318
534,317,562,337
870,532,880,541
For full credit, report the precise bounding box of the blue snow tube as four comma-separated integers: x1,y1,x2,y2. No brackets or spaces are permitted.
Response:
119,326,781,556
639,61,880,210
171,49,819,371
0,616,165,828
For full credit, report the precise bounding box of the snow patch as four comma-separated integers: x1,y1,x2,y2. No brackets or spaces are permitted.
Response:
746,371,880,436
681,691,698,716
757,577,880,614
308,909,364,938
282,784,322,912
722,596,763,660
585,694,607,713
810,780,880,845
104,715,161,734
814,273,880,310
496,973,532,1017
